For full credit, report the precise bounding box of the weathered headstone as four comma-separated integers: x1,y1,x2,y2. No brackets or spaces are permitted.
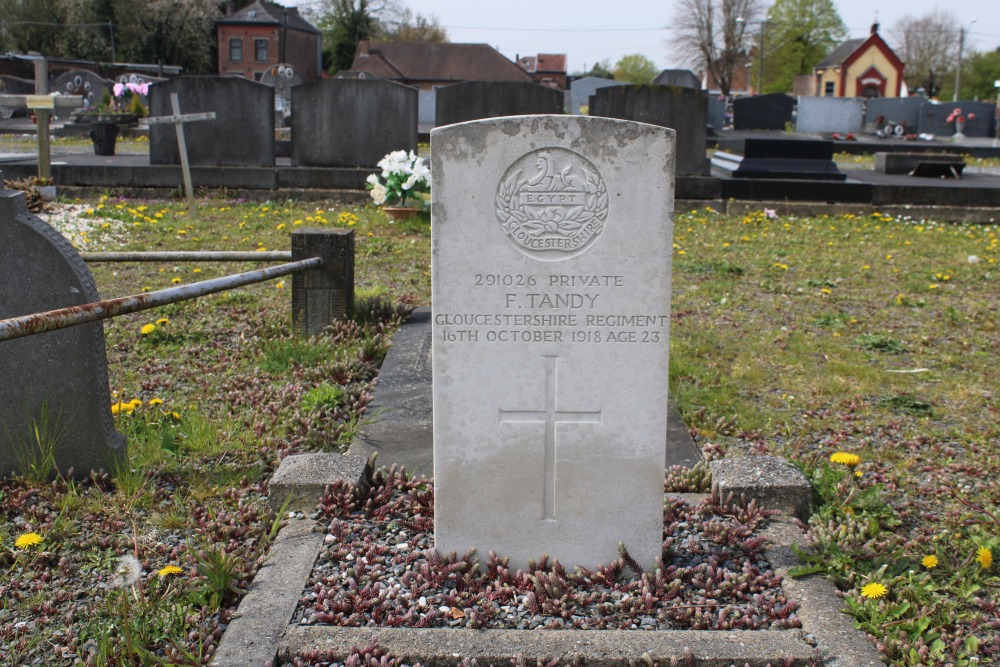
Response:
917,101,995,138
0,191,125,478
435,81,564,127
431,115,674,570
291,79,417,168
149,76,274,167
566,77,627,115
733,93,794,130
590,84,707,174
795,96,863,134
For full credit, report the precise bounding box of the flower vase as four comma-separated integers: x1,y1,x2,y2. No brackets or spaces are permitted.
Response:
953,119,966,141
382,206,422,221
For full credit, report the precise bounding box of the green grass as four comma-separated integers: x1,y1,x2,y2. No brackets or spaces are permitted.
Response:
1,198,997,666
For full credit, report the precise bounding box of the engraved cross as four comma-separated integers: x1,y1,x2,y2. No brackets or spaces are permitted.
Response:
499,355,603,521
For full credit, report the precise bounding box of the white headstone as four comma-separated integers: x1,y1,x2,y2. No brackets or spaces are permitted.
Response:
431,115,675,570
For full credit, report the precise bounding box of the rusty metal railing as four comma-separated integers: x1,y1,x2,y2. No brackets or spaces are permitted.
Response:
0,258,321,343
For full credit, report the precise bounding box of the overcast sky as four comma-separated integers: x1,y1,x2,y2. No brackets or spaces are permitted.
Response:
299,0,999,75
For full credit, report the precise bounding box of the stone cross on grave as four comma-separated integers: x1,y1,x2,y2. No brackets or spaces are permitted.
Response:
499,356,602,521
0,59,83,180
144,92,216,215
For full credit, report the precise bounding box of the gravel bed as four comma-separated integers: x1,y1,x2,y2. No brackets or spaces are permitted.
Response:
294,468,800,632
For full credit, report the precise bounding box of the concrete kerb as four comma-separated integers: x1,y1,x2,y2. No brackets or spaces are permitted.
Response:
216,457,884,667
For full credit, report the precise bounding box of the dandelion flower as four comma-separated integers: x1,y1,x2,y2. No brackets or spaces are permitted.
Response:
860,582,888,599
15,532,43,549
275,280,285,289
156,318,169,326
976,546,993,569
140,323,156,335
148,398,164,406
921,554,939,569
830,452,861,467
110,554,142,588
157,565,183,578
171,277,182,284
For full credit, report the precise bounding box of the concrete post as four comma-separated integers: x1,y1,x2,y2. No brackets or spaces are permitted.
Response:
291,228,354,336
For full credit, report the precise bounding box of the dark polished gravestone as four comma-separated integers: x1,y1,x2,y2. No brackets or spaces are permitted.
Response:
0,191,125,479
711,138,845,181
292,79,417,168
917,101,996,138
149,76,274,167
590,84,708,174
651,69,701,89
865,97,924,134
733,93,794,131
435,81,564,127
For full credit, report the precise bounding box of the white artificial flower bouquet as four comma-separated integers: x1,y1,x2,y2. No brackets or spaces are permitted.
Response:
366,150,431,208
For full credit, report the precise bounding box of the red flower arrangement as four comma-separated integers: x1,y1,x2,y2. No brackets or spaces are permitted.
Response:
946,108,975,126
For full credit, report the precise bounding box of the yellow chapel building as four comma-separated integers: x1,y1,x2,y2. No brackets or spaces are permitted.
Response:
812,23,905,98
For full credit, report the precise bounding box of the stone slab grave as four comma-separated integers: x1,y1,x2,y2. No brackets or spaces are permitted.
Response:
733,93,794,131
865,97,924,135
149,76,274,167
875,152,966,179
52,69,110,111
917,100,996,138
291,79,417,168
712,138,846,181
431,115,674,571
0,190,125,478
435,81,564,127
590,84,708,175
795,96,863,135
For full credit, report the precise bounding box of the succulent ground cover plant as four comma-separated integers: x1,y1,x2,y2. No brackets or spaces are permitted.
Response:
0,197,996,666
296,463,797,632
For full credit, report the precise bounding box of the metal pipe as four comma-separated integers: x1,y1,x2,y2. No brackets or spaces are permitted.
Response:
0,257,322,343
82,251,292,262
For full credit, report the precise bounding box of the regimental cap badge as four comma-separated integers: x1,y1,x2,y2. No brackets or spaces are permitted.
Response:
496,148,609,261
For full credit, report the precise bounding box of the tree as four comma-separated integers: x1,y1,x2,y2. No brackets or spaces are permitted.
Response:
760,0,845,93
960,48,1000,101
891,9,959,98
380,8,447,42
671,0,765,96
315,0,382,74
614,54,658,84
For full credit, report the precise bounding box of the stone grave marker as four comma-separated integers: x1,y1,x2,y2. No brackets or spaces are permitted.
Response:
733,93,794,130
431,115,674,570
292,79,417,168
52,69,110,111
795,96,863,134
917,101,995,138
706,95,726,134
590,84,707,174
0,190,125,478
651,69,701,89
145,93,217,215
149,76,274,167
566,77,626,115
435,81,564,127
865,97,924,134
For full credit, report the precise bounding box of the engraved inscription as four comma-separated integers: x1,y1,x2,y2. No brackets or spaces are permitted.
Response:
496,149,609,260
499,356,602,521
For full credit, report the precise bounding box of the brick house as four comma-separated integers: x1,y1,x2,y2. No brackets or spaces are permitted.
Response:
216,1,321,82
516,54,567,89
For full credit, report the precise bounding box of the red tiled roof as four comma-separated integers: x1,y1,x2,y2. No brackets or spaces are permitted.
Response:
351,42,534,83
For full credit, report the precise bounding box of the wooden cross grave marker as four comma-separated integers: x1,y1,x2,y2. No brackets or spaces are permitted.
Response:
145,93,216,216
0,60,83,180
